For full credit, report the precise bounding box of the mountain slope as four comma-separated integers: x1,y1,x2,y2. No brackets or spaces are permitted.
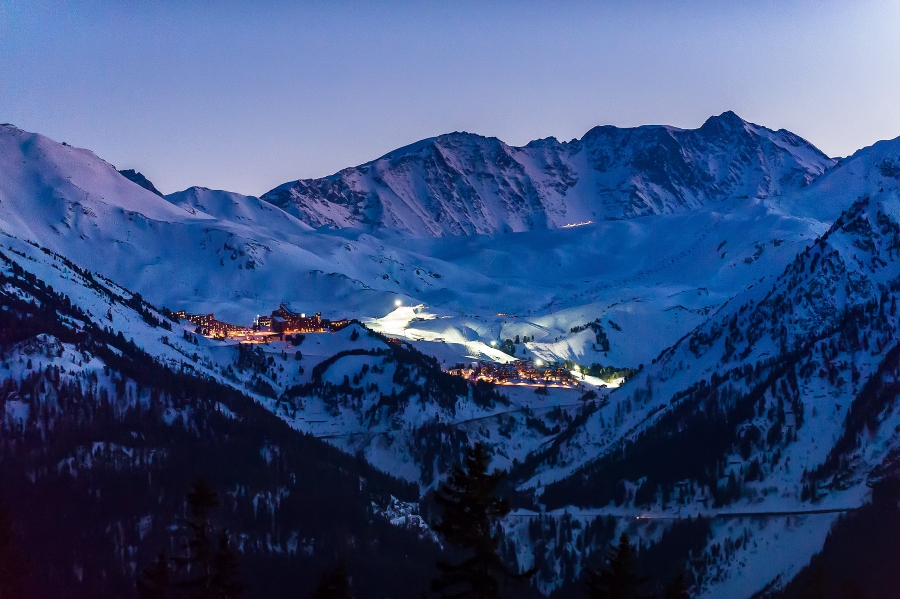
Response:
262,111,835,237
3,118,900,598
513,147,900,596
0,237,446,598
0,123,836,371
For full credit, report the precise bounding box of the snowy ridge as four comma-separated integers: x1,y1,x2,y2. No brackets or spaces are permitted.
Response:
517,163,900,596
262,111,835,237
0,243,440,596
0,122,840,370
4,118,900,597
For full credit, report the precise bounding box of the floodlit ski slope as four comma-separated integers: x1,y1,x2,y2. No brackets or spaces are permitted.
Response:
5,121,900,598
0,232,601,486
0,123,865,371
512,168,900,597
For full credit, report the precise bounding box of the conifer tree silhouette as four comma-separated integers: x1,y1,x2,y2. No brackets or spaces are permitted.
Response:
584,533,648,599
137,551,172,599
210,529,243,598
176,477,219,597
838,579,869,599
662,570,690,599
430,442,533,598
139,477,242,598
313,562,352,599
801,561,828,599
0,505,28,599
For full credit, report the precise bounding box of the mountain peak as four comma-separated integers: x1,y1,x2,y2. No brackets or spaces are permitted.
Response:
700,110,748,131
261,114,834,236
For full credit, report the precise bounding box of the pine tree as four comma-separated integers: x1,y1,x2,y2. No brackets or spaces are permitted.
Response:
313,562,352,599
139,477,243,598
176,477,220,597
137,551,172,599
583,533,648,599
839,579,869,599
801,561,828,599
210,530,243,598
430,442,533,598
662,570,690,599
0,506,28,599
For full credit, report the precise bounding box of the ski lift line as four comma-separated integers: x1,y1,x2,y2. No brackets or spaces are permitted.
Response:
560,221,594,228
310,400,597,439
505,506,859,519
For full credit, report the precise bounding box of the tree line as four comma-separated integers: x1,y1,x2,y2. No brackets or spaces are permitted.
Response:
127,444,695,598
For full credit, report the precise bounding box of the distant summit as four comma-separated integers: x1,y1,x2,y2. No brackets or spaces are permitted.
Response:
699,109,747,131
3,117,900,599
118,168,164,197
262,112,835,237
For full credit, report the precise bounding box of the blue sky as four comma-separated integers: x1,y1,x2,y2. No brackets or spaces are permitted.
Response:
2,1,899,196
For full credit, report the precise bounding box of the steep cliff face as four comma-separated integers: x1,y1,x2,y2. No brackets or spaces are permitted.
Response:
262,112,835,236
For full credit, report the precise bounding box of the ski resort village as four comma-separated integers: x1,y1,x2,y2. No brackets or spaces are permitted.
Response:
174,304,351,341
2,6,900,595
175,303,594,390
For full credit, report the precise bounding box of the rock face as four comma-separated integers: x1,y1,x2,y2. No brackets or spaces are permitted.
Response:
117,168,164,197
262,111,835,237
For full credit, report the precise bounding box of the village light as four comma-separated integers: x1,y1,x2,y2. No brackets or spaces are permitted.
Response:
536,359,543,366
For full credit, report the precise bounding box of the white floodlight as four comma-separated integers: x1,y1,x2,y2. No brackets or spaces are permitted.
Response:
536,359,543,366
490,340,497,347
395,299,403,307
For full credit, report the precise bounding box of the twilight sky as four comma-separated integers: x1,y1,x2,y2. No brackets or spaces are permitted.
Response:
2,1,899,196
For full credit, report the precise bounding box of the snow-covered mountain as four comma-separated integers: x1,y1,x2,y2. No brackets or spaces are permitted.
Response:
0,121,842,369
512,140,900,596
0,238,442,597
262,111,835,237
3,116,900,598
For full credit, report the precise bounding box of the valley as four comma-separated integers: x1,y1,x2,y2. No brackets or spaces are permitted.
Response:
2,113,900,597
